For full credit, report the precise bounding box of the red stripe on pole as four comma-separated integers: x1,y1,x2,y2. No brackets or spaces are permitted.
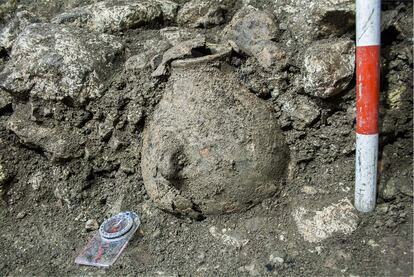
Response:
356,45,380,134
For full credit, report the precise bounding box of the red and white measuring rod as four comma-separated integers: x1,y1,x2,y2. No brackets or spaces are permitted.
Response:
355,0,381,212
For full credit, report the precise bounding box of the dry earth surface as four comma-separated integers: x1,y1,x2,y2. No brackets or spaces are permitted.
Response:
0,0,412,276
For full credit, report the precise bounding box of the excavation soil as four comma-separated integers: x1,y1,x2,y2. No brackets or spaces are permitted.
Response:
0,1,413,276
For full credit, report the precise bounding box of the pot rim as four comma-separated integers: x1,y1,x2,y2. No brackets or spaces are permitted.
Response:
171,43,232,68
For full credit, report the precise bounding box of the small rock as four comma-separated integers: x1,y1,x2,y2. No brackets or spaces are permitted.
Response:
98,120,114,142
85,219,99,231
367,239,380,248
376,203,389,215
301,186,318,195
125,53,151,71
120,164,135,174
196,252,205,264
109,136,124,151
209,226,249,248
16,211,26,219
126,102,143,127
0,90,12,114
0,163,12,186
269,251,286,265
302,39,355,98
278,94,320,128
374,219,383,228
151,228,161,239
238,264,260,276
398,168,413,198
160,27,199,46
380,176,398,200
292,198,358,243
28,172,44,191
254,42,288,69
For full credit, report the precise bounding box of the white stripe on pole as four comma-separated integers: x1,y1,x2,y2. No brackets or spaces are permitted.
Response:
355,133,378,212
356,0,381,47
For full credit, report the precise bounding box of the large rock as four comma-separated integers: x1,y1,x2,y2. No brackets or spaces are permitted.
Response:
142,45,289,218
302,39,355,98
6,103,85,161
0,23,123,105
273,0,355,44
222,6,287,69
177,0,234,28
292,198,358,243
52,0,178,33
0,11,39,50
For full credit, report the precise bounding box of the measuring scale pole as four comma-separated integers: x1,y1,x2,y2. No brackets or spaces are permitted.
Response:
355,0,381,212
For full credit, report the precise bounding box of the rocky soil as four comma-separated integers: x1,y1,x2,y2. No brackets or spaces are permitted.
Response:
0,0,412,276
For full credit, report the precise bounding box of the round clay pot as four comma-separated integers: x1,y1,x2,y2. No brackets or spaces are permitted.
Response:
141,44,289,218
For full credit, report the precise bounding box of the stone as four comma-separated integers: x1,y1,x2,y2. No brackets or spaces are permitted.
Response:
292,198,358,243
0,23,123,106
125,53,150,71
28,172,44,191
278,94,320,128
367,239,380,248
223,6,278,49
254,42,288,69
398,167,413,198
380,166,413,200
177,0,233,28
209,226,249,248
124,39,170,71
6,103,85,161
301,186,318,195
16,211,27,219
273,0,355,44
152,35,206,77
222,6,285,69
159,27,200,46
238,264,261,276
52,0,178,33
380,176,398,201
0,11,39,50
125,102,144,128
383,5,413,41
0,90,12,114
269,251,286,265
0,163,12,186
302,39,355,98
85,219,99,231
142,45,288,217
